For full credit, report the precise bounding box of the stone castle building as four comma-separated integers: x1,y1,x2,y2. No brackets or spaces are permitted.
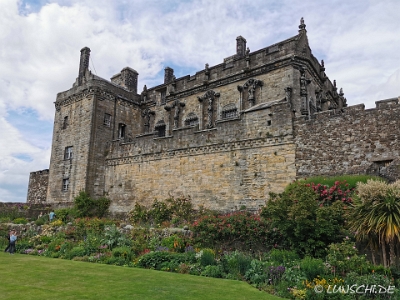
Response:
27,19,400,213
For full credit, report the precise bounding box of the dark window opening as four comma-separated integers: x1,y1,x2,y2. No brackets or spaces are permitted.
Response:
156,125,166,137
104,113,111,127
64,146,73,160
184,113,199,126
160,90,166,105
63,116,69,129
267,120,272,126
118,123,126,139
62,178,69,192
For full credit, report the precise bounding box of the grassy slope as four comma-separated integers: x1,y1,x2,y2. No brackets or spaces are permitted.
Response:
0,252,285,300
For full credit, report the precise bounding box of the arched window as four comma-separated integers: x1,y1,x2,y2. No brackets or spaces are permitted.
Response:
184,113,199,126
221,103,238,119
154,120,166,137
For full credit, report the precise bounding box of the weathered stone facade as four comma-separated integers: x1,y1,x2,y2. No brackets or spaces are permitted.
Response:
27,19,399,213
294,98,400,180
27,169,49,203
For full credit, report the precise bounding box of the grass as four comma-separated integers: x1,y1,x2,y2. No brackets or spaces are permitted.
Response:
297,174,383,189
0,252,285,300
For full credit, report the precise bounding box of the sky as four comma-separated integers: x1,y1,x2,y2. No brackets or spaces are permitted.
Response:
1,0,399,202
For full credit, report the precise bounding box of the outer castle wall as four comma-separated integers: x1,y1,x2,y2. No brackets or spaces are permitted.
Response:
294,98,400,180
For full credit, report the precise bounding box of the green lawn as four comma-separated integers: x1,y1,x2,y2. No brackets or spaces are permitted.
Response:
0,252,285,300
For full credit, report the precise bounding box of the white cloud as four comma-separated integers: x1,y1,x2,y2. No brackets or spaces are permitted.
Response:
1,0,399,202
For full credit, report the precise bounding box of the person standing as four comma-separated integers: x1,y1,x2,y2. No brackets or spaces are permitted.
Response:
4,230,11,253
9,231,17,255
49,211,55,222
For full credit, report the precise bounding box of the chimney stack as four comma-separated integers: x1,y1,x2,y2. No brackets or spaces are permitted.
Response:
78,47,91,85
121,67,138,93
236,36,247,57
164,67,174,84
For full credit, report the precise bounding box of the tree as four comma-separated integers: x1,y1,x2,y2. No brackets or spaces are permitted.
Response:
349,180,400,267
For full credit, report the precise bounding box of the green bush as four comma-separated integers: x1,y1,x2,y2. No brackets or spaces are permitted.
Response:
198,248,215,267
192,211,280,252
13,217,28,224
299,256,326,280
55,208,77,223
221,251,252,279
244,259,269,286
149,200,172,225
112,246,133,261
201,265,224,278
73,191,111,218
137,251,192,270
128,203,149,225
261,183,346,257
35,218,45,226
67,246,86,259
267,249,299,266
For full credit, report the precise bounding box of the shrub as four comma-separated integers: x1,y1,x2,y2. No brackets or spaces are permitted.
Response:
128,203,149,225
192,211,280,252
149,200,172,225
261,183,346,257
137,251,180,270
244,259,269,286
55,208,77,223
197,248,216,267
13,217,28,224
35,218,45,226
267,249,299,266
299,256,325,280
112,246,133,261
161,234,185,253
73,191,111,218
221,251,252,279
201,265,224,278
67,246,86,259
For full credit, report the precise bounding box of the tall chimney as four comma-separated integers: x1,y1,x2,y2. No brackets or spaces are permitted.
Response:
121,67,139,93
78,47,91,85
236,36,247,57
164,67,174,84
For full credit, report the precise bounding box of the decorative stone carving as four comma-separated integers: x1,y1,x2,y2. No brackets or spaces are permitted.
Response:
141,85,148,102
300,69,310,116
141,107,155,133
243,78,263,107
165,99,185,129
284,87,293,111
198,90,220,129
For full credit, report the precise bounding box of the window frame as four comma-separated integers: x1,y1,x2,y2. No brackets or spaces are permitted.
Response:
64,146,73,160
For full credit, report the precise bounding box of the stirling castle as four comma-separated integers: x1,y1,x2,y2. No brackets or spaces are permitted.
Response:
27,19,400,214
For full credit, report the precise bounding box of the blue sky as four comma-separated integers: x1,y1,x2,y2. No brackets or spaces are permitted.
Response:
1,0,399,202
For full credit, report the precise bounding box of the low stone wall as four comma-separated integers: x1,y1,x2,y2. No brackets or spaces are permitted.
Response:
0,202,52,220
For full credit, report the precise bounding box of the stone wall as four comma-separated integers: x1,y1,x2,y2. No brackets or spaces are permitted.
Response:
294,98,400,178
27,169,49,203
106,100,296,213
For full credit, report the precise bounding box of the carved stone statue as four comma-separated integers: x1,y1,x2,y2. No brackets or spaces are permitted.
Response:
198,90,220,129
242,78,263,107
165,99,185,129
141,107,155,133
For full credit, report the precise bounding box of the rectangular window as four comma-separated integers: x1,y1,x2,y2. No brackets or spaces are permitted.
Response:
63,116,69,129
104,113,111,127
62,178,69,192
118,123,126,139
64,146,73,160
267,120,272,126
160,90,166,105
